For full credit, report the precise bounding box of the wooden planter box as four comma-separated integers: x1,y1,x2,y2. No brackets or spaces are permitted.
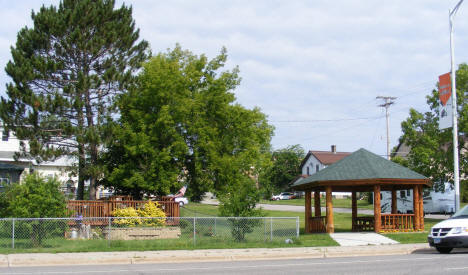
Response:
103,227,181,240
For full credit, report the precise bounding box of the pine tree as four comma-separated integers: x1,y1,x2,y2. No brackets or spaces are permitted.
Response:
0,0,149,199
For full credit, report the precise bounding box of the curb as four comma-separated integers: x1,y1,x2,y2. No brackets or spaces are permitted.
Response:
0,244,433,267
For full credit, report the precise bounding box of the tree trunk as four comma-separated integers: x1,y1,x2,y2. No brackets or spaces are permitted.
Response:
76,144,86,200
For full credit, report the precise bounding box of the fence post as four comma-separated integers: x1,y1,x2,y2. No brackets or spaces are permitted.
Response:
264,217,266,242
108,217,111,248
296,217,300,239
214,217,217,236
12,218,15,249
270,217,273,242
193,217,196,246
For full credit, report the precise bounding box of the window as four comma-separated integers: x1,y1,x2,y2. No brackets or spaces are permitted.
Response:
316,164,319,172
0,178,10,191
2,131,8,141
407,190,411,196
307,167,310,175
400,190,406,198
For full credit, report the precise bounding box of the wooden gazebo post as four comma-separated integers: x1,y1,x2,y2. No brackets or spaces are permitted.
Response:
314,191,321,217
374,185,381,232
418,185,424,230
305,191,311,233
325,186,334,233
413,185,421,230
391,189,397,214
351,191,357,231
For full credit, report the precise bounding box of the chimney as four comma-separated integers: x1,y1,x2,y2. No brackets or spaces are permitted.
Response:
331,145,336,153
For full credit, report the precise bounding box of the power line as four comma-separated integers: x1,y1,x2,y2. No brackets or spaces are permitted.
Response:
271,115,385,123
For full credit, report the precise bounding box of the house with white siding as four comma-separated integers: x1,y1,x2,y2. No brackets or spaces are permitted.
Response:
0,126,78,196
294,145,351,198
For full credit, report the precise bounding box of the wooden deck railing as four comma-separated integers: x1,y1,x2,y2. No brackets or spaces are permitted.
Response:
352,214,415,232
308,216,326,233
67,200,180,218
381,214,414,232
353,216,374,232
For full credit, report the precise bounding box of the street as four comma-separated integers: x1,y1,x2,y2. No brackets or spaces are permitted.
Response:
2,250,468,275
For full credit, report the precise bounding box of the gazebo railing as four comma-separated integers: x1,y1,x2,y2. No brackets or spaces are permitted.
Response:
381,214,414,232
352,214,415,232
308,216,326,233
353,216,374,232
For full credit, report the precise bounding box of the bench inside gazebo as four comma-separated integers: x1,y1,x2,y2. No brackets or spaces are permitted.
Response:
291,148,431,233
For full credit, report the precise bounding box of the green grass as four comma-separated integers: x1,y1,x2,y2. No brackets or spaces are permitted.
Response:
382,218,444,244
180,203,219,217
260,197,374,210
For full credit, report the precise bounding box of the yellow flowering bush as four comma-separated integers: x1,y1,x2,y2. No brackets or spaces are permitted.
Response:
112,207,141,227
112,201,166,227
137,201,166,227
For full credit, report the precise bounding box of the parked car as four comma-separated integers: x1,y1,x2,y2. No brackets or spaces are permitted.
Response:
428,205,468,254
174,197,189,207
271,192,295,201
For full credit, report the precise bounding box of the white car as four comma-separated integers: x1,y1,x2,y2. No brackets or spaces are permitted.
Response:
174,197,189,207
271,192,294,201
428,205,468,253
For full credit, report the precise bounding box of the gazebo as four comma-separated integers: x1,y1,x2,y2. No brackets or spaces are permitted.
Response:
291,148,431,233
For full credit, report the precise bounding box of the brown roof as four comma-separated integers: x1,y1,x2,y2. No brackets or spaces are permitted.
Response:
300,149,351,169
310,151,351,165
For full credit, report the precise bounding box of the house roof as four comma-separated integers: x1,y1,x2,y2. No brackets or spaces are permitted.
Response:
299,150,351,169
292,148,430,191
0,162,24,171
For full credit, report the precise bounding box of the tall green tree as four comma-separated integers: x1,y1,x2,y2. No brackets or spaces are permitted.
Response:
395,63,468,201
0,0,149,200
259,144,305,196
102,45,273,202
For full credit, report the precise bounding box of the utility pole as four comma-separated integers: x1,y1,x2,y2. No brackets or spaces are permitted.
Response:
449,0,464,212
377,96,397,160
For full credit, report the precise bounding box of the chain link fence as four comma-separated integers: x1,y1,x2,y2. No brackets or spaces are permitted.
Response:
0,217,299,251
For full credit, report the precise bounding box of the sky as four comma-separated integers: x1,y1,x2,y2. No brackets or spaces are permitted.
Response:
1,0,468,158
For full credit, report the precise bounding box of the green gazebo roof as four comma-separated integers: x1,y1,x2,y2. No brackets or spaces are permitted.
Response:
292,148,430,191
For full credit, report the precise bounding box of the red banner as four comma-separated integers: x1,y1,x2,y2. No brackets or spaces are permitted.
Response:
438,73,451,106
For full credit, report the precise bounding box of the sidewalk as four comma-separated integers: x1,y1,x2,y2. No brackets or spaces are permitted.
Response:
0,243,433,267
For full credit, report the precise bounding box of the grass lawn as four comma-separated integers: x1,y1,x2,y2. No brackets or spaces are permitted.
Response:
260,197,374,210
383,218,440,243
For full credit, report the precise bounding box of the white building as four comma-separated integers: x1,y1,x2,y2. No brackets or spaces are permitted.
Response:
296,145,351,198
0,126,78,196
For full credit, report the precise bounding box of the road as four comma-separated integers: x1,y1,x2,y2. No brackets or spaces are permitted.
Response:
2,252,468,274
257,203,375,215
202,199,375,215
202,200,449,219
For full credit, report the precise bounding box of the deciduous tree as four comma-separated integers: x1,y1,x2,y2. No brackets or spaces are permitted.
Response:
395,63,468,201
102,46,273,202
259,145,305,197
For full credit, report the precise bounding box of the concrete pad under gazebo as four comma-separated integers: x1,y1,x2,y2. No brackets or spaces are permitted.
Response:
291,148,431,233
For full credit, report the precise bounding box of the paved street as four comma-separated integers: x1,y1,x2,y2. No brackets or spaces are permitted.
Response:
203,199,450,219
257,203,375,215
2,252,468,275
